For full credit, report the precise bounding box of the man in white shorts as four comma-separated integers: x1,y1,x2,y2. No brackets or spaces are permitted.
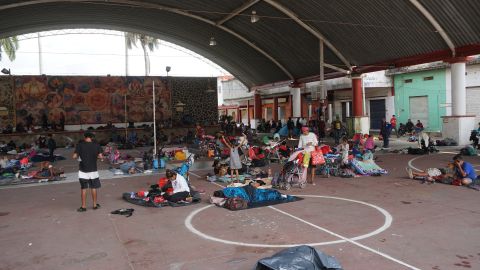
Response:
73,132,103,212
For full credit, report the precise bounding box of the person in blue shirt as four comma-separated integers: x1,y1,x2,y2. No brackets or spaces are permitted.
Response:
453,154,478,185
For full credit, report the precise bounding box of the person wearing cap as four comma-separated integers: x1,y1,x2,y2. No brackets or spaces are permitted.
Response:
298,126,318,185
73,132,104,212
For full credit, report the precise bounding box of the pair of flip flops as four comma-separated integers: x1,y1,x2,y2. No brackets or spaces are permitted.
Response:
111,208,135,217
77,204,101,212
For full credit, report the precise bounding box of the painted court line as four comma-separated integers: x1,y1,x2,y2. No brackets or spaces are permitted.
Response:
185,194,393,246
269,206,421,270
409,152,480,172
196,176,418,269
407,155,424,172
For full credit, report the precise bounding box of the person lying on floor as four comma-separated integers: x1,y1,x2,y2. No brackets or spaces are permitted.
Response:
405,163,455,184
119,158,140,174
32,161,64,180
161,169,191,203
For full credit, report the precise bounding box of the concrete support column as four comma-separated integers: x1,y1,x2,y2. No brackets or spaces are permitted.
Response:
254,93,262,129
442,57,475,145
352,76,363,117
451,61,466,116
247,99,251,126
254,93,262,120
273,97,278,121
328,103,333,123
349,75,369,135
290,87,301,119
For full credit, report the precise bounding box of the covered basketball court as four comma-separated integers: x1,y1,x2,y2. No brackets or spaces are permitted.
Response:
0,149,480,269
1,1,480,269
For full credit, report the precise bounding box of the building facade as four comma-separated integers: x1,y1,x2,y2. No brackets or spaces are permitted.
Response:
391,57,480,132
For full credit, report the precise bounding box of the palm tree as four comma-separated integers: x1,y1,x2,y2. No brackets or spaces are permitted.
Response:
125,33,160,76
0,36,19,61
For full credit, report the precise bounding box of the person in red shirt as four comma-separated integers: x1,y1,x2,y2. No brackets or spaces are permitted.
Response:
390,115,398,137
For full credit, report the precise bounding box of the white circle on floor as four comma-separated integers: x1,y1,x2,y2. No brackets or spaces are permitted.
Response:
185,195,393,247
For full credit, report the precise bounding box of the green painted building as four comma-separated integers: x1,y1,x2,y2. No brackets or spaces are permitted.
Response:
394,69,447,132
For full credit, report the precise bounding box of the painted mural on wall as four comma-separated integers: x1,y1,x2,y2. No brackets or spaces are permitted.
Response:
0,77,14,126
14,76,173,125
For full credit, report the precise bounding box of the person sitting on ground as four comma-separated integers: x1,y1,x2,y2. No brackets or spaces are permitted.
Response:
0,155,8,169
162,169,191,203
364,134,375,152
453,154,478,186
120,158,138,174
415,120,424,132
338,137,349,166
352,133,364,149
405,119,414,134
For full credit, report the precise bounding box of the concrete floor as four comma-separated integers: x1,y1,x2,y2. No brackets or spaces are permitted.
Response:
1,146,480,270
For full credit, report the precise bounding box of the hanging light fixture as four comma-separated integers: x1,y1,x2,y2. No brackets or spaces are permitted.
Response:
175,101,186,112
1,68,11,75
250,10,260,23
209,37,217,46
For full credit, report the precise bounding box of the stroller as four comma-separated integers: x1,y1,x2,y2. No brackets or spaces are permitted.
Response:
276,150,306,190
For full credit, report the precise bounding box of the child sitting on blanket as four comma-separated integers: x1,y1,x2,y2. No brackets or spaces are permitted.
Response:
338,137,349,166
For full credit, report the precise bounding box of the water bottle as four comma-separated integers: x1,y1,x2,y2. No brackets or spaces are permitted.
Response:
268,167,272,178
153,158,159,169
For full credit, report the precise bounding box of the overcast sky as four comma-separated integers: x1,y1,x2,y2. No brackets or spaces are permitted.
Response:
0,29,229,77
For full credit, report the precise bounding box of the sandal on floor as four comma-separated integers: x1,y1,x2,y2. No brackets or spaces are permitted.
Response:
93,204,101,210
77,207,87,212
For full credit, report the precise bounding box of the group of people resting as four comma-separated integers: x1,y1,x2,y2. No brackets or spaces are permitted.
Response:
297,127,386,184
406,154,478,186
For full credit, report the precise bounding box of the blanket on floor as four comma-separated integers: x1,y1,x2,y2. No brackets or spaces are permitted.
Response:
122,190,201,208
350,159,388,175
214,185,302,210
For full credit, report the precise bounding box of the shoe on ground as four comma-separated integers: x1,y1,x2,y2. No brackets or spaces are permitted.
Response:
93,204,101,210
77,207,87,212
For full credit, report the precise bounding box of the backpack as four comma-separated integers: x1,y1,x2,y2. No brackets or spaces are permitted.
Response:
224,197,248,211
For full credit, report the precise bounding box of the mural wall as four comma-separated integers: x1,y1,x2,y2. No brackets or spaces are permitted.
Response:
13,76,173,125
171,77,219,126
0,77,15,126
0,75,218,128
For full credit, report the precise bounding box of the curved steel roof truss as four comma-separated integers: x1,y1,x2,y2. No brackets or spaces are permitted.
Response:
0,0,294,81
264,0,352,69
409,0,456,57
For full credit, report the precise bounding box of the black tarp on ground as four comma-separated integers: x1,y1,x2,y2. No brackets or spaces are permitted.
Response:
255,245,343,270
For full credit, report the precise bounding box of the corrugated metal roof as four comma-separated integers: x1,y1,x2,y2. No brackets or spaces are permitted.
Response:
0,0,479,87
420,0,480,46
